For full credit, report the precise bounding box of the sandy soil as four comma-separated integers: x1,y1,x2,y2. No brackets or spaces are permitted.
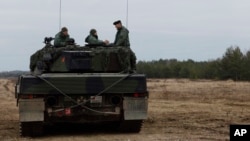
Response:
1,78,250,141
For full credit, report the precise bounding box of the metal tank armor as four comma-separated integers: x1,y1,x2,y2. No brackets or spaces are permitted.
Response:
15,37,148,136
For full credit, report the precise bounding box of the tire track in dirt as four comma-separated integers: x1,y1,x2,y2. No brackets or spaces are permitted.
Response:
0,79,11,92
3,81,10,92
0,79,16,100
0,79,19,140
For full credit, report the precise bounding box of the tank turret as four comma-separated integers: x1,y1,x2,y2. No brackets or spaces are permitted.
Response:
30,38,136,74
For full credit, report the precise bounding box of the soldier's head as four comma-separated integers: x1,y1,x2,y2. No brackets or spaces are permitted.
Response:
90,29,97,36
113,20,122,30
61,27,68,36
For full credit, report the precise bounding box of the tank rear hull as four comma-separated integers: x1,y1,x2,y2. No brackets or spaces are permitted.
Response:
18,73,147,94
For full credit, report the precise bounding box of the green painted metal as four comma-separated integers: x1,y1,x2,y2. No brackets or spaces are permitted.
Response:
19,73,147,95
30,45,134,73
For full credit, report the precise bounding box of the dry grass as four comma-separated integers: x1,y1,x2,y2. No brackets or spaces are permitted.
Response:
146,79,250,140
1,78,250,140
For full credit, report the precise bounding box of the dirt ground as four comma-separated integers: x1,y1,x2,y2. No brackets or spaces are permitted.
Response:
1,78,250,141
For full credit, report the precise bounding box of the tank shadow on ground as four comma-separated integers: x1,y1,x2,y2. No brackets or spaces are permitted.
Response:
42,122,133,137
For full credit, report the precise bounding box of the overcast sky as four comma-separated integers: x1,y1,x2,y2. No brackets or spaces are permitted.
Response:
1,0,250,71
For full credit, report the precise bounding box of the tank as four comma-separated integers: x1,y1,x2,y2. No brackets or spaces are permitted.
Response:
15,37,148,136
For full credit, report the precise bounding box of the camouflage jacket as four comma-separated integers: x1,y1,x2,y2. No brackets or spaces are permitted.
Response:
114,26,130,47
85,34,104,45
54,32,70,47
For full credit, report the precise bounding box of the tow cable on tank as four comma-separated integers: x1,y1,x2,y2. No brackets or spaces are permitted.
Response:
34,72,135,115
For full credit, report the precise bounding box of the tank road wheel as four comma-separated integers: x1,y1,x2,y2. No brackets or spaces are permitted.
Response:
119,120,143,133
20,122,30,137
20,122,44,137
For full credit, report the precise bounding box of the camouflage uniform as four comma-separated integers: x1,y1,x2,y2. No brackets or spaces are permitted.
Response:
114,25,136,71
85,29,105,46
114,26,130,47
54,32,70,47
85,34,105,46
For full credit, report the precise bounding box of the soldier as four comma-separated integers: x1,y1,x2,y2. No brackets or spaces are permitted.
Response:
113,20,130,47
54,27,70,47
85,29,109,46
113,20,136,72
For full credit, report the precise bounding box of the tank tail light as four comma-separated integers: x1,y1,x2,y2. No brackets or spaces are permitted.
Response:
133,93,146,97
65,108,71,116
19,94,34,99
55,108,71,117
61,56,65,62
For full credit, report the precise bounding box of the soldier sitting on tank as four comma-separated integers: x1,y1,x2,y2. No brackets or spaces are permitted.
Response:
85,29,109,46
54,27,71,47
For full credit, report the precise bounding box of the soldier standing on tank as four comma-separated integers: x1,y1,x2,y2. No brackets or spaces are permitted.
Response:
85,29,109,46
113,20,130,47
54,27,70,47
112,20,136,72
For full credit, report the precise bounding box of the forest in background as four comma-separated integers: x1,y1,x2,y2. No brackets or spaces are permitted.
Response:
0,71,28,78
137,46,250,81
1,46,250,81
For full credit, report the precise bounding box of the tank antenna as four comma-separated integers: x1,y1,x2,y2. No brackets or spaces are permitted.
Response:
126,0,129,28
59,0,62,30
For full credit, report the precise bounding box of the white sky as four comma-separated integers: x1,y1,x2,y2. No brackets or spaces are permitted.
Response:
1,0,250,71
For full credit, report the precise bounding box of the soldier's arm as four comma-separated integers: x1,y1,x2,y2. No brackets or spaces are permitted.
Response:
54,34,62,47
88,36,104,45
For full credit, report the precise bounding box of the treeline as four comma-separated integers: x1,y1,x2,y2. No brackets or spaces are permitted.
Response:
1,46,249,81
0,71,29,78
137,46,250,81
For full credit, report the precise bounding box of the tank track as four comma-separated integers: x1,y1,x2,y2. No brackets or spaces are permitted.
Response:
20,122,44,137
119,120,143,133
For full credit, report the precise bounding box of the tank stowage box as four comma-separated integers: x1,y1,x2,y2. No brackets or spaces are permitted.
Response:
16,44,148,137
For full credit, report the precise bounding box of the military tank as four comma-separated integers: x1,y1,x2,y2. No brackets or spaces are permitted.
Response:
15,37,148,136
